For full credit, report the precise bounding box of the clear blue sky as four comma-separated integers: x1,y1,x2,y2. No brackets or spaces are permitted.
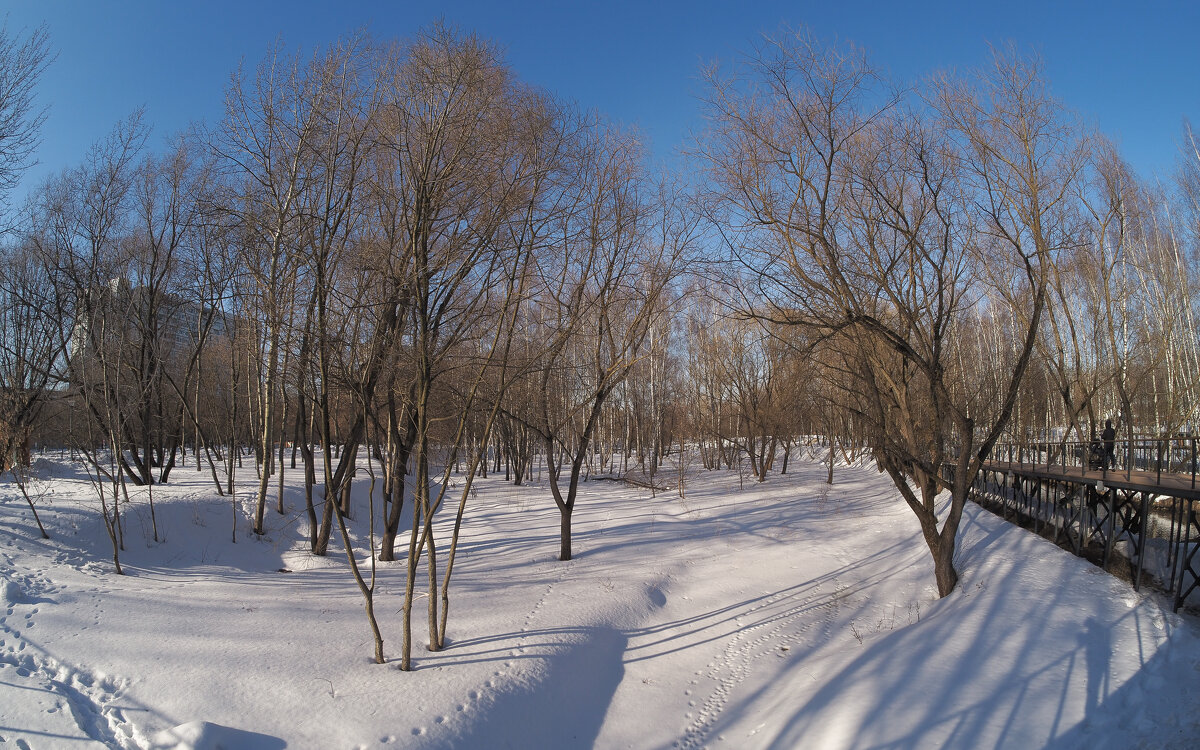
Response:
5,0,1199,199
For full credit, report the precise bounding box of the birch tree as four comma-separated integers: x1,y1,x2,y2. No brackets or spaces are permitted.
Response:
215,42,325,536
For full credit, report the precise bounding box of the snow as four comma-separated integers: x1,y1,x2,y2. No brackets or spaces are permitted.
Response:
2,453,1198,749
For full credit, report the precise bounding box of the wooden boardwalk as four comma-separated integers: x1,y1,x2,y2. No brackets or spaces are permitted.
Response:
982,460,1200,500
972,459,1200,611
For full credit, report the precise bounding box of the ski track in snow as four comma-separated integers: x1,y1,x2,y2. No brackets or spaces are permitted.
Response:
0,547,139,749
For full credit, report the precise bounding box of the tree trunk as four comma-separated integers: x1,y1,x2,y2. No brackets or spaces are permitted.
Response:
932,539,959,597
826,437,836,485
558,503,574,561
380,399,416,561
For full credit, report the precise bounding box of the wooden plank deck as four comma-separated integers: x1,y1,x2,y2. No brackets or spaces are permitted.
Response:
982,460,1200,501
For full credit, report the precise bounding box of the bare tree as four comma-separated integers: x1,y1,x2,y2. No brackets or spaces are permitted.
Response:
527,130,695,560
29,113,149,572
699,30,1083,596
0,238,66,537
0,20,54,482
0,239,64,474
436,84,578,649
371,25,559,668
292,33,378,557
0,21,51,228
215,40,329,536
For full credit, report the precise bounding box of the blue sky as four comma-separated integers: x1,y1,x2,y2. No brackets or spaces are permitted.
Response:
5,0,1198,199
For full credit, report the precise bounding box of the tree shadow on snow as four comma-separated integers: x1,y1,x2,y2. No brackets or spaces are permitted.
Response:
148,720,287,749
431,626,627,750
701,505,1184,750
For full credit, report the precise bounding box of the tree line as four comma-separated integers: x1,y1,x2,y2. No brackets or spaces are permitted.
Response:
2,23,1199,664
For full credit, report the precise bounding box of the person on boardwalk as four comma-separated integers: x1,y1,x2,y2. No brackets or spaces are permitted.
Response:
1101,419,1116,470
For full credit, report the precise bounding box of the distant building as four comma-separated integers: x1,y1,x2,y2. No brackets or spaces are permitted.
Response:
69,278,238,374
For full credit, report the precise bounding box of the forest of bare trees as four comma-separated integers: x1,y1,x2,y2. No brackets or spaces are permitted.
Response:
4,23,1200,662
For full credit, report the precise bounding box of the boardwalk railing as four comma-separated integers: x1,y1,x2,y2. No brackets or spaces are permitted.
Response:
991,436,1199,489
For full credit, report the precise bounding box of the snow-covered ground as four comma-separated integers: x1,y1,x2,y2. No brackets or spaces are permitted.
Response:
1,453,1198,749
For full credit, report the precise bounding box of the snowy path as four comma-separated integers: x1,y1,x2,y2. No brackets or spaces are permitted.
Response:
1,457,1199,748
